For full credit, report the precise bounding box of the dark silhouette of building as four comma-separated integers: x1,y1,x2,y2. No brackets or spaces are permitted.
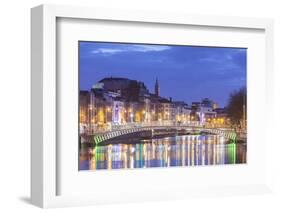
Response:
155,77,160,97
99,77,149,102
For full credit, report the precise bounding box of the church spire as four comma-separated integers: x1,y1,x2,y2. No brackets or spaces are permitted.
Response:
155,77,160,97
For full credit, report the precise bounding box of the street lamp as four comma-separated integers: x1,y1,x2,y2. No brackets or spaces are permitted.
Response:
130,112,134,122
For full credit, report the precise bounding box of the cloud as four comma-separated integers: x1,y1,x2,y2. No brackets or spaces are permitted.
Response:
91,48,123,54
131,45,171,52
197,48,246,74
91,44,171,55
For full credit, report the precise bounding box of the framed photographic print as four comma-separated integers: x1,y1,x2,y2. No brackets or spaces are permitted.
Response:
31,4,274,208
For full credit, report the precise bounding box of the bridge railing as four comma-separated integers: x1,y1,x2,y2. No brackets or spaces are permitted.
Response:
80,121,236,135
82,121,204,134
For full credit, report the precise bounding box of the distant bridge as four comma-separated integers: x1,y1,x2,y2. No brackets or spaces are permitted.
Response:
90,122,237,145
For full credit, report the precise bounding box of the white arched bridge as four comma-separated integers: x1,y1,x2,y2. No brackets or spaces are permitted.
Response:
90,121,238,145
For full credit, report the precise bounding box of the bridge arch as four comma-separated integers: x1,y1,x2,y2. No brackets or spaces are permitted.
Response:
91,124,237,145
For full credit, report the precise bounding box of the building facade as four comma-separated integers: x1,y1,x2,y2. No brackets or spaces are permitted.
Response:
79,77,229,134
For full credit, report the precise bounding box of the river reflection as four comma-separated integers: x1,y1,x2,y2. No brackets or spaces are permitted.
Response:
79,134,246,170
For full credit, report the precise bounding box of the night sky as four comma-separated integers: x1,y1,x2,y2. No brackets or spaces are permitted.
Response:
79,41,246,107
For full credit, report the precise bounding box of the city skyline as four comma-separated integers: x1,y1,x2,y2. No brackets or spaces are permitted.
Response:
79,41,247,170
79,41,247,107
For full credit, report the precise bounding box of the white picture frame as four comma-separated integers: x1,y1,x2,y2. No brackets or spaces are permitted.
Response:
31,4,274,208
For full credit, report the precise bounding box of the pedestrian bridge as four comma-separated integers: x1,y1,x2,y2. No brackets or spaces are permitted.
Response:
91,122,237,145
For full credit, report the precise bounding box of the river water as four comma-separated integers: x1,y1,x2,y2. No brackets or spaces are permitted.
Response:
79,134,246,170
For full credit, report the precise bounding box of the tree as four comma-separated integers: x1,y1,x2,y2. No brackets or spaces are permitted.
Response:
226,87,246,129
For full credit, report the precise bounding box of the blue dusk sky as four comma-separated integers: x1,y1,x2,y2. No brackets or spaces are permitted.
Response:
79,41,246,107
